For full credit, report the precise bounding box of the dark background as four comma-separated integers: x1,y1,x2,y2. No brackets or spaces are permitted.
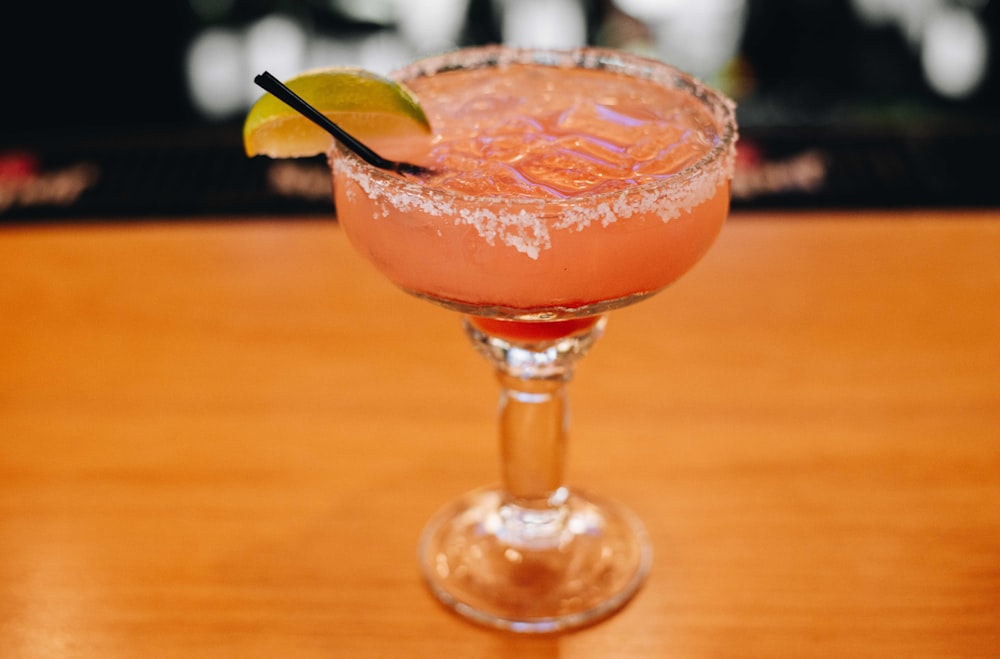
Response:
2,0,997,222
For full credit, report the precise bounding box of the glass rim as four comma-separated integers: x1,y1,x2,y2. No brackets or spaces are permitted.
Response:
331,44,738,209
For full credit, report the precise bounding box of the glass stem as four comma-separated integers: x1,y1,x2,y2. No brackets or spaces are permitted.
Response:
496,369,569,506
464,317,606,539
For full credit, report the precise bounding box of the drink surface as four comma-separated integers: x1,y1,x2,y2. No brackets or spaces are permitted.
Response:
410,64,720,200
332,47,736,319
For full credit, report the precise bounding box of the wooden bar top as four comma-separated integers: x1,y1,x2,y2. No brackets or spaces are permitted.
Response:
2,210,999,658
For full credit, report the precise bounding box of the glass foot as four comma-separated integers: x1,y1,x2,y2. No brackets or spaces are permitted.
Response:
418,487,652,633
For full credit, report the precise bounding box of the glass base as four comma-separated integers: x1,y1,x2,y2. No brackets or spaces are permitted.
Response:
418,486,652,633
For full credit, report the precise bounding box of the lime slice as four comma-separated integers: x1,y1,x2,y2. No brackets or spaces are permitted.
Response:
243,67,432,162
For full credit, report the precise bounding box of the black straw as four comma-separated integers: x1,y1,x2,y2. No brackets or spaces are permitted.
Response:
253,71,429,176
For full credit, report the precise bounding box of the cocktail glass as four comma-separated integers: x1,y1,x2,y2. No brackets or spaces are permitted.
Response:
329,45,737,633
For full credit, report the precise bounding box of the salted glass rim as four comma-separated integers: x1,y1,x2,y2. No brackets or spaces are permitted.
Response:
330,44,738,209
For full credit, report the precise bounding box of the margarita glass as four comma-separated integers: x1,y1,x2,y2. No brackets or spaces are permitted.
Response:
330,45,737,632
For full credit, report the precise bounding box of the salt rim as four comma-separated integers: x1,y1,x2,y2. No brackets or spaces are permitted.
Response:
331,45,738,261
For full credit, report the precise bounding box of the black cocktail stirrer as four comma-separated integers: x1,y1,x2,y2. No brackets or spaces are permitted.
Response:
253,71,430,177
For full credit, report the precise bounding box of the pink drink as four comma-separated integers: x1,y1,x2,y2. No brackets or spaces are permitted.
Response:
332,47,736,321
324,47,738,631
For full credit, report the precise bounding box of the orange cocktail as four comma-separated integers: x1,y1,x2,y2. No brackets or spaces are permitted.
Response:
332,47,735,322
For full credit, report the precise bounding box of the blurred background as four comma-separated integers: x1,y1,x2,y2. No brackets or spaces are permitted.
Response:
2,0,997,221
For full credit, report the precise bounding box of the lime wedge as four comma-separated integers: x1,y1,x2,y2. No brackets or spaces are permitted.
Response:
243,67,432,162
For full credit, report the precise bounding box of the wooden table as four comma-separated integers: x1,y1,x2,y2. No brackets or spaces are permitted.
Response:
2,210,999,658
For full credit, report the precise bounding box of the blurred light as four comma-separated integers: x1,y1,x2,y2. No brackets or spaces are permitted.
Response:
851,0,990,100
614,0,684,16
355,30,418,74
499,0,588,49
185,28,245,118
245,14,308,85
393,0,470,53
308,34,370,70
614,0,747,78
921,6,988,98
330,0,396,24
302,32,411,76
849,0,938,44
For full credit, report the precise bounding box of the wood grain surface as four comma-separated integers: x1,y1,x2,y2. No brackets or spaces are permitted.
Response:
2,210,999,658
